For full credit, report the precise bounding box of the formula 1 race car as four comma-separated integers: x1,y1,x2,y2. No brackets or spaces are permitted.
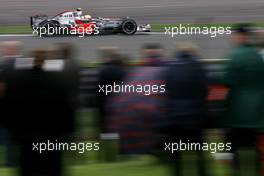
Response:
30,8,151,36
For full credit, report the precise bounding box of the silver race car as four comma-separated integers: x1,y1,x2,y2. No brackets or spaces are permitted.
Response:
31,8,151,36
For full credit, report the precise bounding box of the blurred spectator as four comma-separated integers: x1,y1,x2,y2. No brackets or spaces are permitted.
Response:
0,41,24,167
52,43,79,133
256,31,264,176
224,24,264,176
256,32,264,61
106,44,166,155
139,43,164,66
96,47,126,133
162,42,208,176
0,41,23,58
1,45,78,176
97,46,119,63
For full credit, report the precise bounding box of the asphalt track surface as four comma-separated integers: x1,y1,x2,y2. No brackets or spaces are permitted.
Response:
0,0,264,25
0,33,232,60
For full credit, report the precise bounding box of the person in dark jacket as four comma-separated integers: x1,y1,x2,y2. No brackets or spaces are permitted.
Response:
223,24,264,176
51,43,79,133
163,43,208,176
0,41,24,167
2,47,78,176
96,47,126,133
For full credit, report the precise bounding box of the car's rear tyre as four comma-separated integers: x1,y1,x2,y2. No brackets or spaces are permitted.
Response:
40,21,60,36
121,19,137,35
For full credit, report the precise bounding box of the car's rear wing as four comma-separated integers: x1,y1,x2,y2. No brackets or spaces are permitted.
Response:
30,14,48,29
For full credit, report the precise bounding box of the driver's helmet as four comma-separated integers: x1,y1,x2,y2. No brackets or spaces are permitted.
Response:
76,8,82,17
84,14,92,20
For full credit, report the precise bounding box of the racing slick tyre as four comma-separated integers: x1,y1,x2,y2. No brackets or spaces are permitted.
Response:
121,19,137,35
40,21,60,36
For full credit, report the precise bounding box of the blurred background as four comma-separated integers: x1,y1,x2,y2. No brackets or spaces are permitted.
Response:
1,0,264,176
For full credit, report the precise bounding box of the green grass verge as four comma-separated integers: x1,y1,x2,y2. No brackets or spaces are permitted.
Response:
67,159,171,176
151,22,264,32
0,25,32,34
0,168,16,176
0,151,258,176
0,158,171,176
0,22,264,34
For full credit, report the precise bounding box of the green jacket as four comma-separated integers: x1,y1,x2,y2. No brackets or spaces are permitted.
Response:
223,44,264,130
